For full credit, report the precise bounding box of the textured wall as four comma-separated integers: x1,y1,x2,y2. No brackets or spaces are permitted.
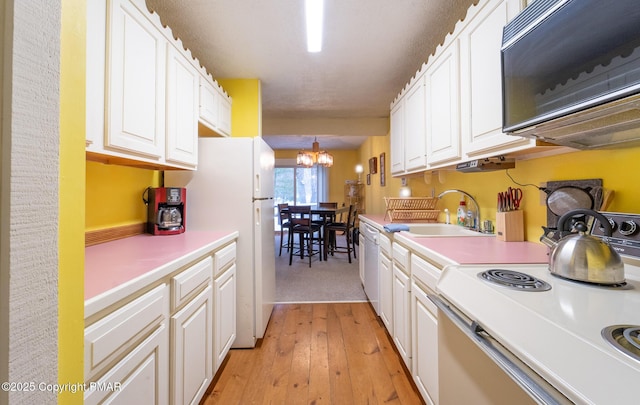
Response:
0,1,60,403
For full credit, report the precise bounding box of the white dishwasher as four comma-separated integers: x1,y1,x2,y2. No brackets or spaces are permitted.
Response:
361,222,380,315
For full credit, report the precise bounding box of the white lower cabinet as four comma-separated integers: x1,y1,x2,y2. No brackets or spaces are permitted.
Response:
411,254,441,405
378,245,393,332
84,284,170,404
412,282,439,405
214,263,237,370
392,263,411,368
359,234,366,284
85,242,237,405
213,242,237,370
391,243,411,368
85,323,170,405
171,285,213,405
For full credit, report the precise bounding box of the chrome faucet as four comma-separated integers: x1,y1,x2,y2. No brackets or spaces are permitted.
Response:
437,189,481,232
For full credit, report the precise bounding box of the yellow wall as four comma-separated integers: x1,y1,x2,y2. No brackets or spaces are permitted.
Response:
60,0,85,402
217,79,261,137
85,161,161,231
275,149,360,204
358,135,640,243
429,146,640,241
357,133,404,215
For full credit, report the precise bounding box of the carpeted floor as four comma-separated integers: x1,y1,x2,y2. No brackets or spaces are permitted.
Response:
274,232,367,303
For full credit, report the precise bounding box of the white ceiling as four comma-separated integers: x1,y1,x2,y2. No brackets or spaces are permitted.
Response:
146,0,476,150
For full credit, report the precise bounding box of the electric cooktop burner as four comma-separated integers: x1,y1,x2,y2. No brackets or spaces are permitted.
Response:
602,325,640,362
477,269,552,291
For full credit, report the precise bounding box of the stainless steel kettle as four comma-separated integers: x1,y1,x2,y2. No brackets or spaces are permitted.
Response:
541,209,625,284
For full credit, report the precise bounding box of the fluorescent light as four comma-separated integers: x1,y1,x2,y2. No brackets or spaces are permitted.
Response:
305,0,324,52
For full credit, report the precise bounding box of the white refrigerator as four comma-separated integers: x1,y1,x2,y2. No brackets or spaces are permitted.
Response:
165,137,275,348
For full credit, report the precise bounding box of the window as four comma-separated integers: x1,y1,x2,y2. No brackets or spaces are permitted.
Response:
274,160,327,229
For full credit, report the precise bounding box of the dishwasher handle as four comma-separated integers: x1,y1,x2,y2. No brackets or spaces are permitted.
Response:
361,222,379,244
428,294,571,405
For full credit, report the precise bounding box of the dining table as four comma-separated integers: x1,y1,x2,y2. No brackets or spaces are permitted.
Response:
281,205,350,260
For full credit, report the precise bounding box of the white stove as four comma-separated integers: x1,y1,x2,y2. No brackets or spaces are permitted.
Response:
435,212,640,404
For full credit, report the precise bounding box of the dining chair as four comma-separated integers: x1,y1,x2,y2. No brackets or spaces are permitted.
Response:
287,205,323,267
323,204,357,263
313,202,338,223
277,203,291,256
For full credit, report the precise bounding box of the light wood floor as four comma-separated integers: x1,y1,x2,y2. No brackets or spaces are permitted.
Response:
203,302,424,404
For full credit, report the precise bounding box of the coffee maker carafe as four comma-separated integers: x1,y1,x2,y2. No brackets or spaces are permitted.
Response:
145,187,186,235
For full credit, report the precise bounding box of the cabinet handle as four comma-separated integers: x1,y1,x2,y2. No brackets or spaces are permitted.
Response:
427,294,570,405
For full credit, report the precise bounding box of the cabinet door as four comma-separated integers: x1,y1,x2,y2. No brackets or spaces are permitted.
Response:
166,45,198,167
460,0,529,156
412,282,439,405
359,235,366,284
85,323,169,405
106,0,166,158
378,253,393,333
171,285,213,405
426,41,461,165
198,78,219,131
405,75,428,171
392,264,411,368
390,100,406,174
217,91,232,136
85,285,169,380
214,263,237,370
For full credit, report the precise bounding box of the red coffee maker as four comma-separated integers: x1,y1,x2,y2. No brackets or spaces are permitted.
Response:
145,187,186,235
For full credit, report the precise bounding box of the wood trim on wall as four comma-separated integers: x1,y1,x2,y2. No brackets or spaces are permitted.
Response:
85,222,146,246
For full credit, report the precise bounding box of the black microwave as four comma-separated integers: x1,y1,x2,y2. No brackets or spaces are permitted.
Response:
501,0,640,149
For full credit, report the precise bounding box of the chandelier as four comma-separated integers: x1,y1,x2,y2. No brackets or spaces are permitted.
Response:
296,137,334,168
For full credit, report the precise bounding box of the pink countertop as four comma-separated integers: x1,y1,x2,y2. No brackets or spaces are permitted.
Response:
399,236,550,265
85,230,237,303
359,214,550,267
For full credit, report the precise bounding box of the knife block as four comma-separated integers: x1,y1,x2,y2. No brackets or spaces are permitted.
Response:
496,210,524,242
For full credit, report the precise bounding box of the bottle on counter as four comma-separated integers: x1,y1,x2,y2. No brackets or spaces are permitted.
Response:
457,197,466,226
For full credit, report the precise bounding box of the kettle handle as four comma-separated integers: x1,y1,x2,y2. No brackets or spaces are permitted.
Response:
557,209,612,236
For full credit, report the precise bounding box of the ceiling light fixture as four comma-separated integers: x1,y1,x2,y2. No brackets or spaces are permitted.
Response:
305,0,324,52
297,137,333,168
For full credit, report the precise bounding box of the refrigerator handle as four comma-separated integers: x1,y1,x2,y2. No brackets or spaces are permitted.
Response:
252,197,273,202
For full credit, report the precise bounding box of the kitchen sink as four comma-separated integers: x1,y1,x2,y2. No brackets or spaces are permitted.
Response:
404,223,491,237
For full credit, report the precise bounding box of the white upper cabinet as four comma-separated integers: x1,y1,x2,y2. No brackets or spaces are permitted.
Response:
426,41,461,166
460,0,531,157
199,78,219,131
166,45,199,166
390,71,429,175
405,74,429,172
199,77,232,137
390,97,406,175
106,0,166,160
217,93,232,136
390,0,531,175
86,0,231,170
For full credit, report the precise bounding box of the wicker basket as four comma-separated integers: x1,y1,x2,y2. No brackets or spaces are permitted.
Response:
384,197,440,222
